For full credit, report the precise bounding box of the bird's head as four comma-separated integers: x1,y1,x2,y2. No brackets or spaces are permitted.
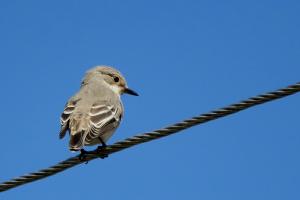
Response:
83,65,139,96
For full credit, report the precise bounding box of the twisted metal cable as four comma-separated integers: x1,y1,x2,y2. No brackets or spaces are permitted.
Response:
1,82,299,192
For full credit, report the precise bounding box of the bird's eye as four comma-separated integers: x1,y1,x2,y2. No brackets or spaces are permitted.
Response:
114,77,119,82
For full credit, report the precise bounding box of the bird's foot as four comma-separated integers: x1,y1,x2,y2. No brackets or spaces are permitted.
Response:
96,145,108,159
79,149,89,164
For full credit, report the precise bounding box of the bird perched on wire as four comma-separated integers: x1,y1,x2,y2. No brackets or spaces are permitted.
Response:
59,66,138,159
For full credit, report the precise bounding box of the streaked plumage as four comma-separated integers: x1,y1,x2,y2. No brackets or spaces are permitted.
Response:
59,66,138,151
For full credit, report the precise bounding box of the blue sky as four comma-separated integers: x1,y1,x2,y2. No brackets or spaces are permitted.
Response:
1,0,300,199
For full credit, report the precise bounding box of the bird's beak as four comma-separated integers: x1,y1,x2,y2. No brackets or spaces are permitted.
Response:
124,88,139,96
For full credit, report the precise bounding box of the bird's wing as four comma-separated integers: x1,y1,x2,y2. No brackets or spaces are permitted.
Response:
59,99,79,139
84,100,122,144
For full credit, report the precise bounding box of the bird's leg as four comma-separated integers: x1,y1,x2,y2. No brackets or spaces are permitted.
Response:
99,137,107,148
96,137,108,159
79,149,89,164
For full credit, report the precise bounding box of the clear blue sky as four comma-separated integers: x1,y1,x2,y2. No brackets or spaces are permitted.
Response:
1,0,300,199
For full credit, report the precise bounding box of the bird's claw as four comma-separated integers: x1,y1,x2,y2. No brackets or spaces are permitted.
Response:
79,149,89,164
96,145,108,159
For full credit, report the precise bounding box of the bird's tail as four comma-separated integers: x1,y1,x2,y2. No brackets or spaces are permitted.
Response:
69,131,85,151
69,114,89,151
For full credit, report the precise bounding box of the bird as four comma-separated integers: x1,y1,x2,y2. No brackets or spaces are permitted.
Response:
59,66,138,159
